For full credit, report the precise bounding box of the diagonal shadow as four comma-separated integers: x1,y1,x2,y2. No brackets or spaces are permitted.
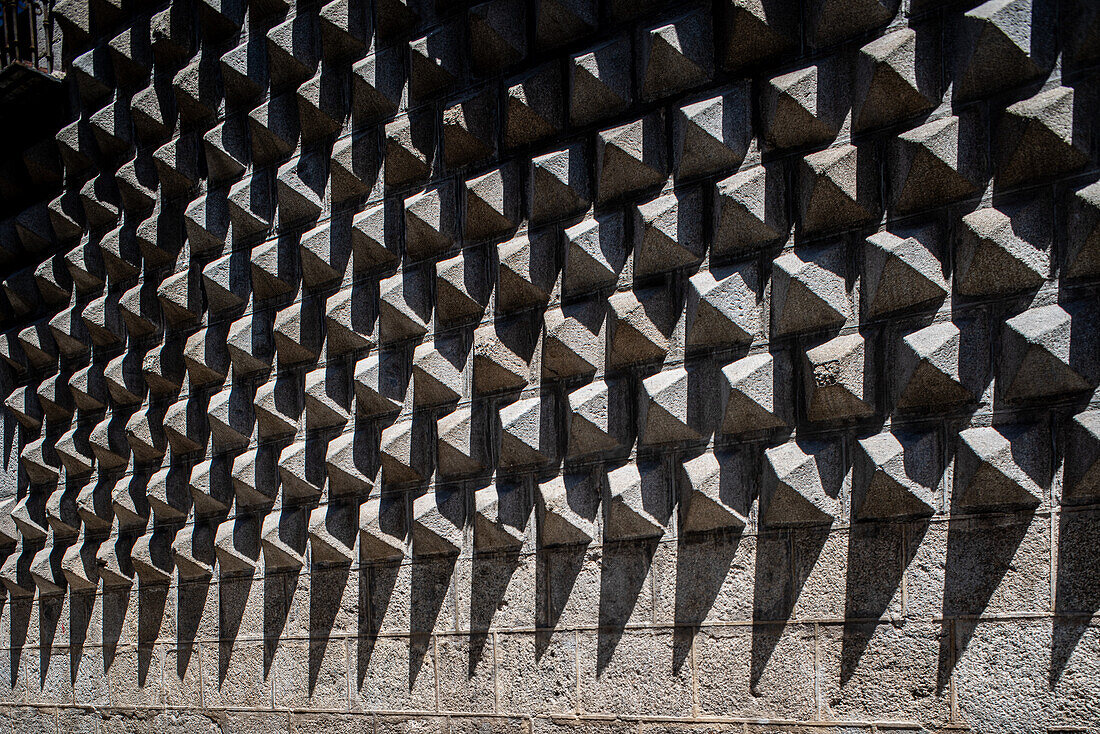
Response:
597,540,657,675
357,561,400,689
469,549,521,676
936,515,1032,693
672,529,741,673
840,520,926,686
310,564,350,695
750,527,827,688
535,544,585,661
69,589,96,685
219,571,255,686
264,571,297,677
409,555,456,687
1051,508,1100,684
138,582,169,685
176,577,212,684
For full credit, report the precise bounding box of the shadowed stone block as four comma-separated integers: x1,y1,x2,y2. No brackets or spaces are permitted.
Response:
352,48,404,124
686,264,759,348
893,321,972,410
412,338,466,407
535,0,596,50
633,188,704,279
262,507,308,571
803,333,874,423
763,64,844,150
798,143,879,235
497,230,557,313
438,406,486,478
437,250,488,326
719,352,790,435
327,430,375,497
953,424,1045,512
470,0,527,74
1000,303,1095,402
713,165,787,256
956,206,1048,297
465,166,520,242
499,395,555,469
674,85,751,180
538,473,598,547
563,211,626,295
679,452,747,534
597,114,667,203
405,184,456,260
309,500,357,565
443,91,497,169
354,353,404,417
761,440,841,527
953,0,1052,102
607,288,674,368
411,489,464,557
1064,410,1100,505
473,483,528,551
412,27,461,101
771,247,850,337
360,493,407,563
854,28,937,132
1066,181,1100,278
566,379,627,460
890,115,981,214
297,64,345,143
996,86,1088,188
640,368,700,445
570,36,631,127
604,463,668,541
543,301,604,379
639,9,714,102
505,64,562,148
530,143,590,224
190,458,233,516
853,431,938,520
381,419,423,484
861,230,946,324
474,321,530,395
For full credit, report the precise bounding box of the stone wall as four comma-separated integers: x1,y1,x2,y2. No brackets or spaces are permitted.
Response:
0,0,1098,731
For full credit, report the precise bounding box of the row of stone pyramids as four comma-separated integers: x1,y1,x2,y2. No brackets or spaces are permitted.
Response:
0,0,1098,599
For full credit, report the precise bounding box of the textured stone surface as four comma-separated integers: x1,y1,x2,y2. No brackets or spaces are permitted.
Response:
0,0,1093,731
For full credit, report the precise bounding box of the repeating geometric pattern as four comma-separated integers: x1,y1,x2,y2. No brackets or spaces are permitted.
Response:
0,0,1097,730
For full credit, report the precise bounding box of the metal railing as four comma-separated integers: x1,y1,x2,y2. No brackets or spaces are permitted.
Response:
0,0,52,74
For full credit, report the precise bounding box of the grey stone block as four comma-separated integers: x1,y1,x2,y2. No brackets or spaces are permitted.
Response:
505,63,562,149
802,333,875,423
999,303,1096,402
771,246,851,337
761,439,843,527
956,204,1049,297
633,187,703,279
570,36,631,127
852,430,938,520
953,0,1053,102
953,424,1046,512
890,115,982,214
596,113,667,203
639,9,714,102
